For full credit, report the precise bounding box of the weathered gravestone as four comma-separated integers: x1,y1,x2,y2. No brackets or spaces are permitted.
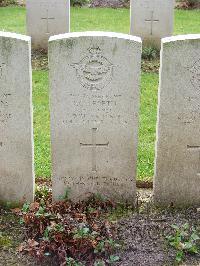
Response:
26,0,70,49
0,32,34,203
154,34,200,206
49,32,141,202
130,0,174,48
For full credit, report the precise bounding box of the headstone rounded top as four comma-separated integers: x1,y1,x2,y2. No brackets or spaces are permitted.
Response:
0,31,30,42
49,31,142,43
162,34,200,44
49,29,142,202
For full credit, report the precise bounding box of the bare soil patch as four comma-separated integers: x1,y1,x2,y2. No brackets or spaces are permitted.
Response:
0,208,40,265
116,190,200,266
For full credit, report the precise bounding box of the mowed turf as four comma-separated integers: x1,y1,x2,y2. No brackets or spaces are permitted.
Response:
0,7,200,34
0,6,199,180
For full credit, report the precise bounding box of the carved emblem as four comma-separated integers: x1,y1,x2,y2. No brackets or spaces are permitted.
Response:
72,47,114,91
190,59,200,90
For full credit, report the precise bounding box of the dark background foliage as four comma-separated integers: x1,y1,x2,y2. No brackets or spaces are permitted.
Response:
0,0,199,8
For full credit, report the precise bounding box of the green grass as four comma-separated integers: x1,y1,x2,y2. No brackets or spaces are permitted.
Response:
0,7,199,35
174,9,200,35
33,71,51,178
0,6,199,180
0,6,26,34
137,73,158,180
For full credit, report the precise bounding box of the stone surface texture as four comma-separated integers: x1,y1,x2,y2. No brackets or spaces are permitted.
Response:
26,0,70,50
130,0,174,48
154,34,200,206
49,32,141,203
0,32,34,203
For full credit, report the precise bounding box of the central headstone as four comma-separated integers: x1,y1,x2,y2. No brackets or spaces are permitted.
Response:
26,0,70,50
130,0,174,48
0,32,34,204
49,32,141,202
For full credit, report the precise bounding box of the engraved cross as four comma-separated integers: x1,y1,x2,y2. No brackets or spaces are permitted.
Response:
187,145,200,176
145,11,159,35
41,9,55,34
80,128,109,172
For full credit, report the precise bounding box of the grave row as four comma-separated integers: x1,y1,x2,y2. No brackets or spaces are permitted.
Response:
0,31,199,207
26,0,175,49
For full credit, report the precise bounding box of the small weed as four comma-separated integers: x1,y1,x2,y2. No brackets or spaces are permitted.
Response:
35,206,52,218
43,223,65,241
142,46,159,60
22,203,30,213
43,226,51,241
35,184,51,201
0,232,12,248
94,238,121,254
58,188,71,201
66,257,83,266
94,260,105,266
166,223,200,264
107,238,121,250
108,202,134,221
94,240,106,254
73,227,90,239
108,255,120,264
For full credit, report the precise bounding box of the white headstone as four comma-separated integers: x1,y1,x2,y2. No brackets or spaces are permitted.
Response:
0,32,34,204
26,0,70,49
154,34,200,206
49,32,141,203
130,0,174,48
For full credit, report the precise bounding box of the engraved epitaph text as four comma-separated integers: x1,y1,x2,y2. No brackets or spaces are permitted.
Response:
190,58,200,90
0,93,12,124
0,63,5,78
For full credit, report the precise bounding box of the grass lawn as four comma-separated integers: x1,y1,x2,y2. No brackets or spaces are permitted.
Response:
0,7,200,34
0,6,199,180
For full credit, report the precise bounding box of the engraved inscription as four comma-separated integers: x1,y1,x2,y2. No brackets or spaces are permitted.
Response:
145,11,159,35
139,0,150,9
0,93,12,124
60,175,134,188
0,93,11,106
62,93,130,126
177,109,200,125
187,145,200,176
80,128,109,172
190,59,200,90
41,9,55,34
0,63,5,78
72,47,114,91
